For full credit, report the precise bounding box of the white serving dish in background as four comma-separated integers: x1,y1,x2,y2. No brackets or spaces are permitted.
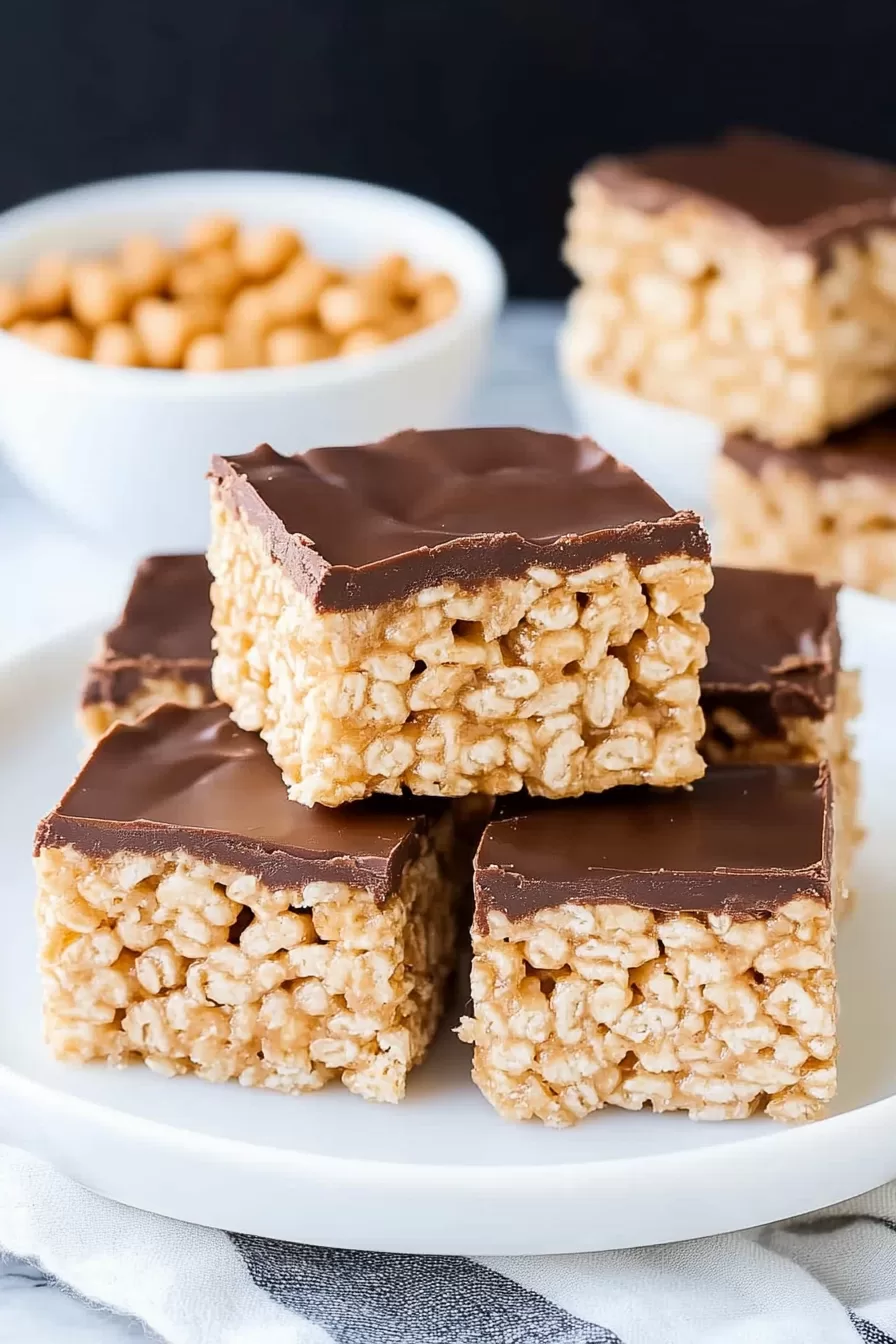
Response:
561,368,723,519
0,172,505,556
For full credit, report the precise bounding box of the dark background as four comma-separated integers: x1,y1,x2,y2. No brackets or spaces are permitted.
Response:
4,0,896,296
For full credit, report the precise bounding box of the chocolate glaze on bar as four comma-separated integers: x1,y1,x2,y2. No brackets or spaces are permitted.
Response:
588,129,896,257
701,566,839,735
36,703,441,899
723,410,896,484
82,555,213,708
210,430,709,612
475,764,832,929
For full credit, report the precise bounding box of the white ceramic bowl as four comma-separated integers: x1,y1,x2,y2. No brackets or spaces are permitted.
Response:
0,172,505,555
561,368,723,521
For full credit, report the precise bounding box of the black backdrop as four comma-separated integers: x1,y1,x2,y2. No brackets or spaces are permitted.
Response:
4,0,896,295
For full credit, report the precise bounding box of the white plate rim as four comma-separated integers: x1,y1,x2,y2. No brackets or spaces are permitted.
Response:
3,601,896,1252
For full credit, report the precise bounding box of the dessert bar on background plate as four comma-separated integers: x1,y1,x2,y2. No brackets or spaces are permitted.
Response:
562,129,896,446
208,428,712,806
81,554,215,740
460,765,838,1126
716,410,896,599
35,703,471,1103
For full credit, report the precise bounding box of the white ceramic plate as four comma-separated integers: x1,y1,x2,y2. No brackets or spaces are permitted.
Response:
1,601,894,1255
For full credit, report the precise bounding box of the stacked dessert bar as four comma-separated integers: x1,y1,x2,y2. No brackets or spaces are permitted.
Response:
562,129,896,595
34,427,858,1125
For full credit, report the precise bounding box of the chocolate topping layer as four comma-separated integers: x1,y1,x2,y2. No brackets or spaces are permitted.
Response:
36,704,440,899
210,430,709,612
701,566,839,733
475,765,832,928
723,409,896,483
588,129,896,256
82,554,213,708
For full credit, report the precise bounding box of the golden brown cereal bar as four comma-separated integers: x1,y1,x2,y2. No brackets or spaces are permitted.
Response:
208,430,712,806
35,704,470,1103
562,131,896,447
459,766,839,1125
715,413,896,599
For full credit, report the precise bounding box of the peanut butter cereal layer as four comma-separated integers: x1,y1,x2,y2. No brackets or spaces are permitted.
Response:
208,429,712,807
35,703,471,1104
562,130,896,447
459,764,839,1126
81,554,214,741
716,411,896,598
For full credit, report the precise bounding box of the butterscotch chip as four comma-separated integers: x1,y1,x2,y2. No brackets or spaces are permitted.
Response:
235,225,301,281
118,234,171,298
225,285,273,336
9,319,40,342
183,331,230,372
132,298,193,368
266,257,333,324
30,318,89,359
170,248,242,303
5,218,455,370
184,212,239,254
265,325,336,365
25,252,70,318
386,307,423,340
340,326,390,356
0,281,24,327
182,296,225,337
365,253,413,298
92,322,146,367
69,260,130,328
224,325,266,369
208,432,711,807
416,273,458,325
318,282,390,336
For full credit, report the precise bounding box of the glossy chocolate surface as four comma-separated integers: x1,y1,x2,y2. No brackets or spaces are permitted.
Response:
210,430,709,611
589,129,896,254
36,704,440,899
82,555,213,707
702,566,839,732
475,765,832,927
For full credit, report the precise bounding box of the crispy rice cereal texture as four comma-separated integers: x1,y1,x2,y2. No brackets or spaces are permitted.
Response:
207,496,711,806
36,816,459,1104
562,178,896,446
459,896,838,1126
80,678,212,743
714,454,896,599
702,673,862,902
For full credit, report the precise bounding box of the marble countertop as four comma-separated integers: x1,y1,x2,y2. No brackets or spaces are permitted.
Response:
0,300,568,1342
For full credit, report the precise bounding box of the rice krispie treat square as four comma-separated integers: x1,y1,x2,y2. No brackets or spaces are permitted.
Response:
459,765,839,1126
562,130,896,446
701,566,861,896
35,703,471,1103
715,410,896,598
81,554,214,740
208,430,712,807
